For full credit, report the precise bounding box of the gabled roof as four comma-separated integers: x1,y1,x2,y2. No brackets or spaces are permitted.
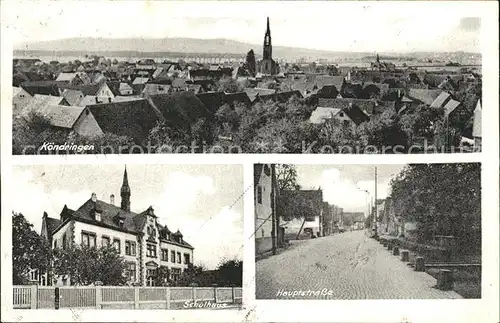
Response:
56,72,78,82
147,92,211,127
309,107,342,124
88,99,161,142
430,91,451,109
342,105,370,125
318,98,393,116
407,89,443,106
31,105,86,129
196,91,225,114
443,99,462,117
142,83,172,96
223,92,251,106
245,88,276,102
21,81,65,96
62,89,85,106
132,77,149,85
22,94,68,117
46,216,61,234
59,83,103,96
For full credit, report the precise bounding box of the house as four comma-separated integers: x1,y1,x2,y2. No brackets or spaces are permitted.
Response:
62,89,85,106
39,168,194,286
254,164,281,255
244,88,276,102
60,83,115,99
407,89,443,107
20,94,70,119
311,99,370,128
279,189,323,239
12,86,33,116
25,104,103,138
141,83,173,96
107,81,134,96
20,81,65,97
55,72,84,86
132,77,150,85
321,203,343,235
87,99,161,143
342,212,365,230
472,99,482,150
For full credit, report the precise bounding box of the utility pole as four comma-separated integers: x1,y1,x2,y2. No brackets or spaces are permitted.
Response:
373,166,378,238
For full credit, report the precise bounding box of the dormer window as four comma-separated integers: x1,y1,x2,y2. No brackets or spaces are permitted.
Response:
118,219,124,228
95,212,101,222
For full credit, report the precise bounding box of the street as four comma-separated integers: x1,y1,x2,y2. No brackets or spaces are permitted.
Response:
255,230,462,299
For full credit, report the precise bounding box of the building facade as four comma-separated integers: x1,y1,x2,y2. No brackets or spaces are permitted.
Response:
256,18,279,76
39,168,194,286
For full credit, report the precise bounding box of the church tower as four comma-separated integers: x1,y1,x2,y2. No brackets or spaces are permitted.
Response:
263,17,272,60
120,166,131,212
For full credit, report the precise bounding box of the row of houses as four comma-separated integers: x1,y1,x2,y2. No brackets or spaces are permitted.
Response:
254,164,365,256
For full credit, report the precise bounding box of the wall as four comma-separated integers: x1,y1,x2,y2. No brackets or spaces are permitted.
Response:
254,167,273,239
52,221,74,249
73,108,104,138
159,241,193,271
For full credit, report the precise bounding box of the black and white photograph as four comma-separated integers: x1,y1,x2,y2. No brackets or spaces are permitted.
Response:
11,164,243,309
8,1,482,154
254,163,481,299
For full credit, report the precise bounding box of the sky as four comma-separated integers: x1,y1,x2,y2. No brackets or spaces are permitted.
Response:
11,164,243,270
3,1,482,52
295,164,406,216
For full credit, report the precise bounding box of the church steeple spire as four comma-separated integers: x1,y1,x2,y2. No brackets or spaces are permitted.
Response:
120,166,131,212
263,17,272,60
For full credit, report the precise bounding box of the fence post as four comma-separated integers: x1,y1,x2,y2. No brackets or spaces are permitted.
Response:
54,287,60,309
95,286,102,309
166,287,171,309
30,284,38,309
393,246,400,256
415,256,425,272
231,285,236,304
213,284,218,303
192,287,196,302
437,269,453,291
134,287,139,309
401,249,410,262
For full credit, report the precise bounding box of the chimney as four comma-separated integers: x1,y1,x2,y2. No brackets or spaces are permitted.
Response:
91,192,97,203
348,102,353,109
95,96,99,103
110,194,115,205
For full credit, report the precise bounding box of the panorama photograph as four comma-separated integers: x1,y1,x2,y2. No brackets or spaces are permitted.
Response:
9,1,482,154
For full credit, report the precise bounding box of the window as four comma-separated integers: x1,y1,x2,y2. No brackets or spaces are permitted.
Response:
146,243,157,258
184,253,190,264
125,240,136,256
257,186,263,204
171,250,175,263
146,269,156,287
113,238,121,253
54,240,58,249
339,112,344,117
102,236,110,247
170,268,181,283
126,263,136,282
62,233,67,250
161,249,168,261
177,252,181,264
82,231,96,248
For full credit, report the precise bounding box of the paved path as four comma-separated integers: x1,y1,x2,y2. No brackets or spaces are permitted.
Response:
255,230,462,300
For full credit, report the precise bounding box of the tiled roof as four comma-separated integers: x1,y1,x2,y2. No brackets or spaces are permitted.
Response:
318,98,393,116
430,91,451,109
56,72,78,82
88,99,161,142
309,107,342,124
407,89,442,106
59,83,103,96
245,88,276,102
34,105,86,129
21,81,65,96
147,91,211,128
62,89,85,106
132,77,149,85
46,216,61,234
443,99,461,117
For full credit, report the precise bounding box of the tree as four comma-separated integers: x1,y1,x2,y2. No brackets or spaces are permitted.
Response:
177,263,207,286
388,163,481,251
276,164,301,190
245,50,256,76
216,77,243,93
53,245,128,286
12,213,52,284
154,266,172,286
215,259,243,287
